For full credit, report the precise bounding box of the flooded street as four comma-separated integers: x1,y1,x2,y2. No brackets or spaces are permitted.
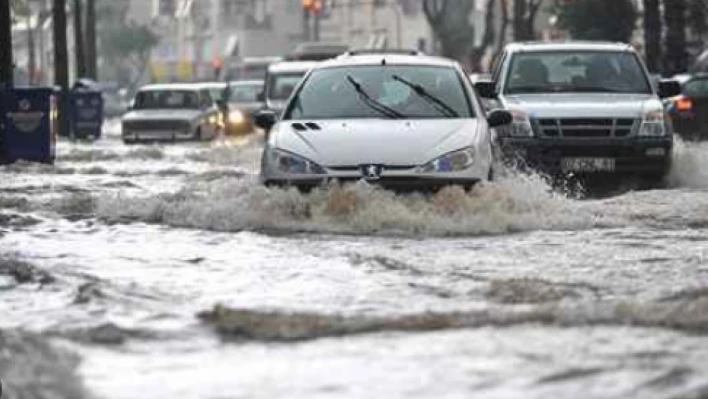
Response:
2,123,708,399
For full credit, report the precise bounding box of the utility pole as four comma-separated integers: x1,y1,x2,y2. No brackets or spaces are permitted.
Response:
27,11,37,84
0,0,13,88
85,0,97,79
73,0,86,78
303,7,311,41
54,0,71,137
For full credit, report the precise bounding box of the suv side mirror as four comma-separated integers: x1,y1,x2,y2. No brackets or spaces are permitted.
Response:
254,109,278,130
487,109,513,128
475,80,497,99
658,79,681,99
257,92,265,102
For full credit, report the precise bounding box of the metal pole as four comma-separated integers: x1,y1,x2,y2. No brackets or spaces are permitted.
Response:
0,0,13,88
85,0,97,79
72,0,86,78
54,0,71,137
27,12,37,84
313,12,320,42
390,0,402,48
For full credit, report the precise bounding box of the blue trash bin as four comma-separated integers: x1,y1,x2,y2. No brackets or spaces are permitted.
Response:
70,89,104,139
1,87,56,164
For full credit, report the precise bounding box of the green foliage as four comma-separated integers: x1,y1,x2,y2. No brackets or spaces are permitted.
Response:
101,24,159,62
552,0,638,42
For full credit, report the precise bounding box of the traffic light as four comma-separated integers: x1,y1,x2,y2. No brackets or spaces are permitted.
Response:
302,0,323,15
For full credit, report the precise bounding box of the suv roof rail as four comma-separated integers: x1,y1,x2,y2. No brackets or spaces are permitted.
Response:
341,49,424,57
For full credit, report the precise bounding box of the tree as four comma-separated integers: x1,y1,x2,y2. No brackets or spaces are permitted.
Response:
643,0,662,73
664,0,688,75
513,0,543,41
97,1,159,89
553,0,637,43
423,0,497,72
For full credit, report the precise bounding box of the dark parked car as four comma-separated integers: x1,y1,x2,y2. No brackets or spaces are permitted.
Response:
666,73,708,140
222,80,264,135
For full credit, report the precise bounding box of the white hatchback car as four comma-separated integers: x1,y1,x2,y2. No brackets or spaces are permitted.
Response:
255,51,512,191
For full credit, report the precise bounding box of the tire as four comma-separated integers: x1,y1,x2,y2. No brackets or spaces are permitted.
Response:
194,128,203,142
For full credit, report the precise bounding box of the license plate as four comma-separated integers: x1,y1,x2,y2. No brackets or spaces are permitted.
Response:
561,157,615,172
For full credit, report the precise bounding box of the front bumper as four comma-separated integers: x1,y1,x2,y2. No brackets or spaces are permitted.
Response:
263,176,482,192
122,130,195,142
499,136,673,175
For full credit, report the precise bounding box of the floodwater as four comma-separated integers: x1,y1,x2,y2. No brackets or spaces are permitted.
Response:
1,121,708,399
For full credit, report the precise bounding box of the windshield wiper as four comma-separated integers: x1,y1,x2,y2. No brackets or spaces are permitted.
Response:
346,75,405,119
391,75,459,118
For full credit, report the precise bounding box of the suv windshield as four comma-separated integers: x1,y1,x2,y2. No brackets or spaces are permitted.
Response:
228,83,263,102
505,51,651,95
268,72,307,101
134,90,201,110
287,65,472,119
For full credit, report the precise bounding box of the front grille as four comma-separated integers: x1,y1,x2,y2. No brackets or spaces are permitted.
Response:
534,118,638,138
123,120,188,131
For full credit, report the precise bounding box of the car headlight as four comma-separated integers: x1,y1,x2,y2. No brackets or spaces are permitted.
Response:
419,147,475,173
498,109,533,137
638,108,667,137
269,148,326,175
229,110,245,124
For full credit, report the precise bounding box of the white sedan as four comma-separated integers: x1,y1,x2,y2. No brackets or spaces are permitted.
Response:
255,52,512,191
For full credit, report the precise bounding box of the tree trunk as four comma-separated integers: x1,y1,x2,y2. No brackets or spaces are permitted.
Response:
73,0,87,78
513,0,528,40
644,0,662,73
54,0,71,137
0,0,13,87
85,0,97,79
495,0,510,59
664,0,688,75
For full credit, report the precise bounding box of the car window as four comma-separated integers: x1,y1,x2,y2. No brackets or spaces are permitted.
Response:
268,72,307,101
286,65,473,120
505,51,651,95
683,78,708,97
200,90,213,108
228,84,264,102
134,90,201,110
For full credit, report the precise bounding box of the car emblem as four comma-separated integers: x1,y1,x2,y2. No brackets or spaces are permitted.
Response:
19,99,30,111
360,164,384,180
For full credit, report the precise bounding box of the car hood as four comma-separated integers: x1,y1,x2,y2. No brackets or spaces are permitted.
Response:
273,119,481,167
503,93,660,119
122,109,201,121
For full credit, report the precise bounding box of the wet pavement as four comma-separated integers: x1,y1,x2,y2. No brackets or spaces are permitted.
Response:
1,121,708,398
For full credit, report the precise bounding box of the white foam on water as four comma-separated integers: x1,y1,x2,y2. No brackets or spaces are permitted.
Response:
94,171,609,236
667,138,708,189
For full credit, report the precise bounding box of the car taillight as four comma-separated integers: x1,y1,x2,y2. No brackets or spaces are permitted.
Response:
676,96,693,112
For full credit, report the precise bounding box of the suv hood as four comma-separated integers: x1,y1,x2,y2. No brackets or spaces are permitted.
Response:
504,93,660,119
273,119,480,166
122,109,201,121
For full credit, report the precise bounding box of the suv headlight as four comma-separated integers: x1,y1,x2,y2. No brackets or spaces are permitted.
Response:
229,109,245,124
638,108,667,137
419,147,475,173
499,109,533,137
268,148,326,175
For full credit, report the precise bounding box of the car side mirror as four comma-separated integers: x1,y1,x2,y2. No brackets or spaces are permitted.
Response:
254,109,278,130
474,80,497,99
658,79,681,99
487,109,513,128
256,92,265,102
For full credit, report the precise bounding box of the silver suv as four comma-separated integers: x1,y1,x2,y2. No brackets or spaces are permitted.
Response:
475,42,681,180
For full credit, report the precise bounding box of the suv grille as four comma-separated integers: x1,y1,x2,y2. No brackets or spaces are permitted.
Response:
535,118,637,138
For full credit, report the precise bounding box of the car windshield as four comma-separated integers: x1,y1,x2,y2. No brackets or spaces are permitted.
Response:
505,51,651,95
287,65,472,119
228,84,263,102
683,78,708,97
134,90,200,110
268,72,307,101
